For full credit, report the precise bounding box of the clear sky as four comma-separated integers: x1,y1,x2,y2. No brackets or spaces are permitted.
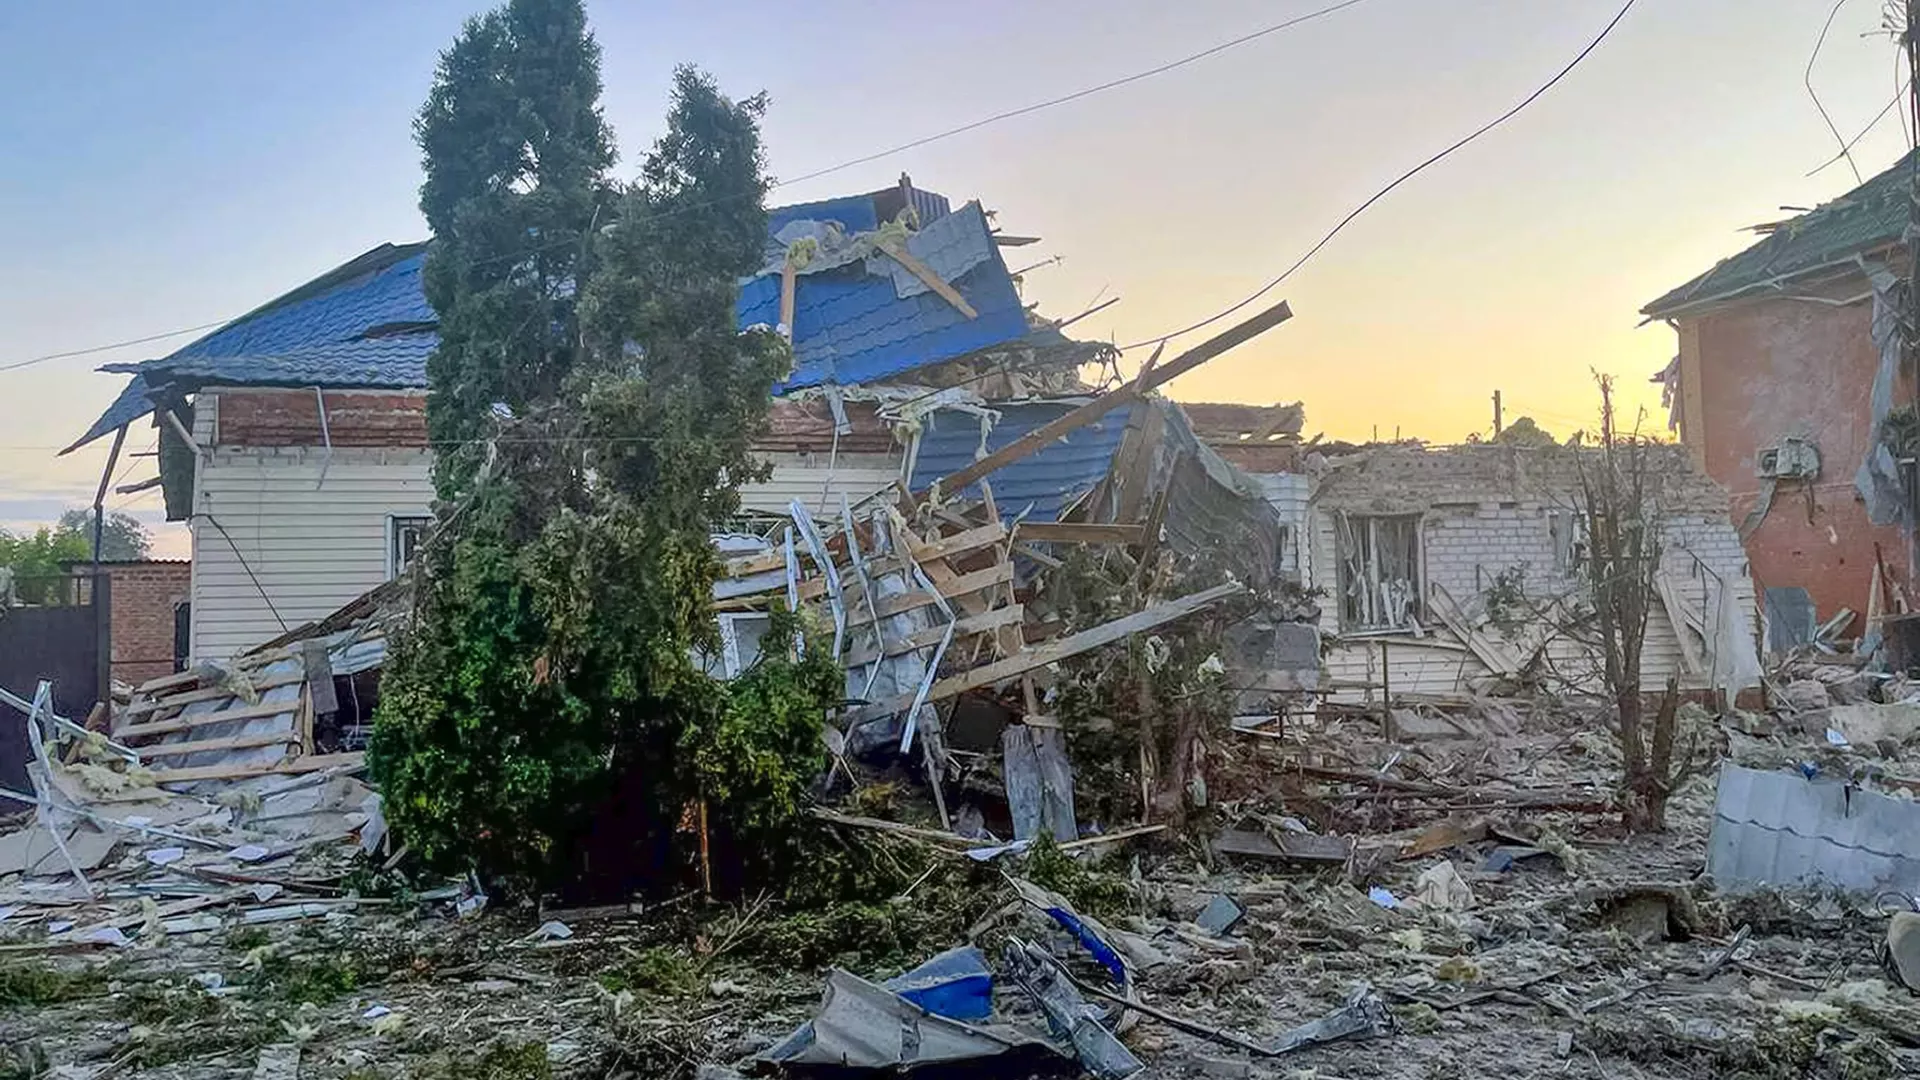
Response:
0,0,1908,557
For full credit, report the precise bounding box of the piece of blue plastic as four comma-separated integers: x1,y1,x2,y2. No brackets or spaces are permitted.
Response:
883,945,994,1021
1368,886,1401,909
1042,907,1127,985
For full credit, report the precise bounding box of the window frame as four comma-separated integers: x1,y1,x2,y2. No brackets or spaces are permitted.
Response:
1335,512,1425,632
386,514,432,580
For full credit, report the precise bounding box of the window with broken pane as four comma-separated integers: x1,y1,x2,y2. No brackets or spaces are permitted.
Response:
1336,513,1422,630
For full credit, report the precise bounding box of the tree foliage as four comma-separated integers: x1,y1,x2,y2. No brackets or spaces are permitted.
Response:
373,0,835,895
1492,415,1558,449
56,510,151,561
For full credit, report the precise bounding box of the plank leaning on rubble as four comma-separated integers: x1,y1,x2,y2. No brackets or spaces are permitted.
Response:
845,582,1246,724
924,300,1292,498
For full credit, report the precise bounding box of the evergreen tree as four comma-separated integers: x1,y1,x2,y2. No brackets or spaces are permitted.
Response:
414,0,615,499
374,5,834,895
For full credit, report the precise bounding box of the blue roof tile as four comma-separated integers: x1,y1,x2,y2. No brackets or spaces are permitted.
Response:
907,401,1129,523
71,188,1032,451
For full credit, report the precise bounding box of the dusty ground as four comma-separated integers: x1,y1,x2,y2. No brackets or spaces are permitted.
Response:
3,702,1918,1079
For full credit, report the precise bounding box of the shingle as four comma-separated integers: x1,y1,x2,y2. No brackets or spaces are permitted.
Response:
70,187,1027,451
1644,150,1918,317
907,401,1129,523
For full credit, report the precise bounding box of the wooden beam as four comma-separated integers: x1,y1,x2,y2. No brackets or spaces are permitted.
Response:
138,731,301,760
1015,522,1145,546
879,241,978,318
119,698,302,741
112,475,164,496
842,605,1026,668
124,671,308,718
844,563,1014,630
779,261,798,341
926,301,1292,497
152,752,365,786
846,582,1245,724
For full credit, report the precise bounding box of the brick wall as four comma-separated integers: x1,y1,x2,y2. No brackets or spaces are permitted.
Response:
217,389,429,448
101,561,190,687
1681,293,1906,619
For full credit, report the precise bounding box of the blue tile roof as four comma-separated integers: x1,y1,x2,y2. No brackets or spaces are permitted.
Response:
907,400,1129,523
70,188,1034,451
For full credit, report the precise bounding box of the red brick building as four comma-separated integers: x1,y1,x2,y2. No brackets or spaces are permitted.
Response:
1643,150,1915,647
79,559,191,687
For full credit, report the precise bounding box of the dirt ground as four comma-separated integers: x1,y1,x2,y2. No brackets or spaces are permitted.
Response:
3,701,1917,1080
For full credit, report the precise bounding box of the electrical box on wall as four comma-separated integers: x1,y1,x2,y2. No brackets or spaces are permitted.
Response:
1756,437,1820,481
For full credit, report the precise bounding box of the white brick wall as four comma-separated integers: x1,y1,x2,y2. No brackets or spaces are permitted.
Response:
1252,472,1312,580
1309,500,1756,700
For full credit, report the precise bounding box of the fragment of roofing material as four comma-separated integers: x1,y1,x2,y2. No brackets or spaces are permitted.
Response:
1707,763,1920,896
66,187,1038,455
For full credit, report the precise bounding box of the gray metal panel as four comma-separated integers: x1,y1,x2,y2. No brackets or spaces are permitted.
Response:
1707,762,1920,894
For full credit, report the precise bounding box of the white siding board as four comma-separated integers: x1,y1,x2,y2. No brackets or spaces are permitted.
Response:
182,408,908,659
190,446,434,659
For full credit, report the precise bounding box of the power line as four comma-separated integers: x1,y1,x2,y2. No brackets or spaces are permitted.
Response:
8,1,1382,370
1806,0,1864,186
1118,0,1641,352
0,320,228,374
776,0,1376,189
1809,77,1911,176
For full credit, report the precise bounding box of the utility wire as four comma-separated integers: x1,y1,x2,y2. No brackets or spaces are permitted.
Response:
1809,77,1911,175
1807,0,1865,186
0,320,229,374
1118,0,1641,352
776,0,1376,188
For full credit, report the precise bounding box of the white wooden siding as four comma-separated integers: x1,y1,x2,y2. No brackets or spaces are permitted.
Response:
184,401,905,658
190,446,434,659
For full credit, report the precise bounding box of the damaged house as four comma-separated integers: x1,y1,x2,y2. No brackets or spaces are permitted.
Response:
1213,439,1762,707
62,181,1121,661
1643,149,1917,650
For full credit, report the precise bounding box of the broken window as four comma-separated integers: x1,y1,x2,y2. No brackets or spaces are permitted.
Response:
388,516,431,579
1336,513,1422,631
1549,509,1590,574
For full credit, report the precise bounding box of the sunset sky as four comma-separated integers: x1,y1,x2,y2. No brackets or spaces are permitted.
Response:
0,0,1907,557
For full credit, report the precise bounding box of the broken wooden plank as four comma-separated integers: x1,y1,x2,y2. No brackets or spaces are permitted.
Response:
137,731,301,760
151,752,366,786
809,807,969,848
1652,571,1707,675
925,301,1292,497
124,670,309,718
842,605,1026,668
118,698,304,741
878,241,978,318
1015,522,1145,546
1426,583,1523,678
846,582,1246,723
843,563,1015,631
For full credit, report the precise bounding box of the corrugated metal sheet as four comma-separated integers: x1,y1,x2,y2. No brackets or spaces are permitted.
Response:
74,189,1018,450
1707,763,1920,895
746,202,1030,391
908,401,1128,523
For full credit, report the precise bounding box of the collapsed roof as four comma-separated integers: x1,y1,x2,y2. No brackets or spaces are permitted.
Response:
66,181,1102,454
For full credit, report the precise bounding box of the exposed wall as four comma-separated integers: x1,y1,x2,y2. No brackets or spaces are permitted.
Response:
1679,292,1905,620
1251,472,1311,580
185,389,906,658
98,561,191,687
1308,500,1755,701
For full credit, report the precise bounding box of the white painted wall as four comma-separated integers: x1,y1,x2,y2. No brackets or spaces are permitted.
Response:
1303,499,1756,702
185,395,906,658
189,443,434,660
